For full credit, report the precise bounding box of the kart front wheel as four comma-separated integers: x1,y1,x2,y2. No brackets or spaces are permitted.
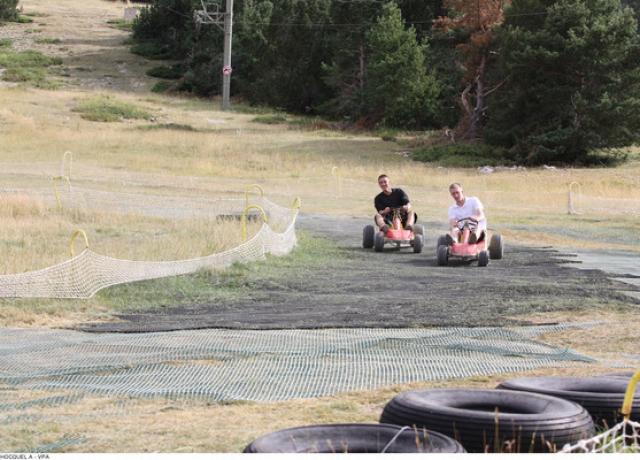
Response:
489,234,503,260
478,250,489,267
363,225,375,249
374,231,385,252
437,245,449,266
414,224,424,237
413,234,424,253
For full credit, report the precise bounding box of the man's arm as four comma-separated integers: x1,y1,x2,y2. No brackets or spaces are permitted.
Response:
472,198,486,221
398,189,411,213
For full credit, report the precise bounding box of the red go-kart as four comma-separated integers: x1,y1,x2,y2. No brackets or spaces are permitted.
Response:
363,208,424,253
436,217,503,267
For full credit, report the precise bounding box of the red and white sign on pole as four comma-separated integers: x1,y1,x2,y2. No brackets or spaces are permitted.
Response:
222,65,233,76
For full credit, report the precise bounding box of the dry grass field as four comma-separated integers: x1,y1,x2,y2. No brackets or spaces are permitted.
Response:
0,0,638,453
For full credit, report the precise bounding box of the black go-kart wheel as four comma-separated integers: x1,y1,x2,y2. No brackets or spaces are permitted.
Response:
478,250,489,267
437,245,449,266
489,234,503,260
413,234,424,253
363,225,375,249
437,234,448,248
374,231,385,252
414,224,424,237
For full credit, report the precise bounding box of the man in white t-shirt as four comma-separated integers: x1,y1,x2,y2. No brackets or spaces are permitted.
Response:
447,183,486,244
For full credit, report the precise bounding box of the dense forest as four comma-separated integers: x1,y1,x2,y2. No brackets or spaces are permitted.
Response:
112,0,640,163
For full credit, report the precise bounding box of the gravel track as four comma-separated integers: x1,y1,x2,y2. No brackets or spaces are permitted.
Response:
78,214,639,333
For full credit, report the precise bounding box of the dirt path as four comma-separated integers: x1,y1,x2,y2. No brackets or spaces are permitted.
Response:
79,214,639,332
1,0,156,91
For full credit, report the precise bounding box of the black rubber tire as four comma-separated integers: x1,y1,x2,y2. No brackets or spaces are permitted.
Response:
437,235,448,248
380,388,595,453
363,225,375,249
437,245,449,266
374,231,385,252
478,250,489,267
498,376,640,427
413,234,424,253
243,423,466,453
489,234,503,260
414,224,425,237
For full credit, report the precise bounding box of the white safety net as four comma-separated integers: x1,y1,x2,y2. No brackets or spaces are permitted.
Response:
0,194,298,299
561,420,640,453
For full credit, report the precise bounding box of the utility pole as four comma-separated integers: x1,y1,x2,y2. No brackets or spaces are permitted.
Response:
221,0,233,110
194,0,234,111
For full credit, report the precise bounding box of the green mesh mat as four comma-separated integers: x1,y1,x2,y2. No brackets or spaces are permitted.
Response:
0,325,595,403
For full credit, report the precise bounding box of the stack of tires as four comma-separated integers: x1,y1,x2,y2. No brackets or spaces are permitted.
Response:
497,375,640,427
244,423,465,453
380,388,595,453
243,373,638,453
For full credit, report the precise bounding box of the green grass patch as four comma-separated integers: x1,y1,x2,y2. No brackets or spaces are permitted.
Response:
24,27,42,33
13,15,34,23
252,114,288,124
376,128,399,142
0,38,11,47
34,37,61,44
151,80,172,93
73,95,153,122
23,11,49,17
286,115,333,130
106,18,133,31
130,41,172,60
146,64,183,79
0,48,61,87
99,232,342,311
137,123,198,132
412,143,515,167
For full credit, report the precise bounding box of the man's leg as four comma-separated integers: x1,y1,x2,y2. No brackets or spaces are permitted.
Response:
375,214,389,233
404,211,415,231
447,227,460,244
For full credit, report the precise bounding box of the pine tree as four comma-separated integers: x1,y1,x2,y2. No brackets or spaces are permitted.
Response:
484,0,640,164
363,2,440,128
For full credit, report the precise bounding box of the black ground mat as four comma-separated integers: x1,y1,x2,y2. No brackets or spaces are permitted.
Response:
76,215,638,333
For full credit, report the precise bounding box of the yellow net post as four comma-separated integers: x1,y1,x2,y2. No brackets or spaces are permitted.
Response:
242,205,268,241
568,182,581,215
69,229,89,257
61,151,73,181
52,175,72,211
331,166,342,197
291,197,302,216
245,184,264,210
622,370,640,421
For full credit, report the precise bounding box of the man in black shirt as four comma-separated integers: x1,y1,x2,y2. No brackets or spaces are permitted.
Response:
374,174,416,233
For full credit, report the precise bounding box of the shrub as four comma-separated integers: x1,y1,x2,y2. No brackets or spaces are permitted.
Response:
150,81,172,93
0,48,61,86
0,0,18,21
252,114,288,124
412,143,514,167
130,42,172,60
146,64,184,79
74,96,153,122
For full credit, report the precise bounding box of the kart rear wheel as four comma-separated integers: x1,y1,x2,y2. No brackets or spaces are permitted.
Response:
489,234,503,260
413,234,424,253
363,225,375,249
437,235,448,248
478,250,489,267
437,245,448,266
414,224,424,237
374,231,385,252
